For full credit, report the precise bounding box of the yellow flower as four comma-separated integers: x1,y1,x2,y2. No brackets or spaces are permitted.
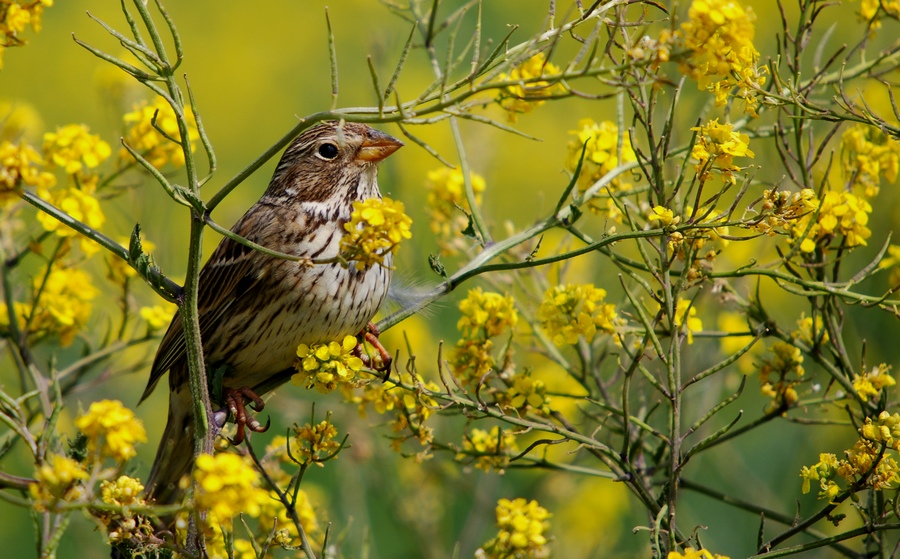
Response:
457,288,518,339
477,498,551,558
340,196,412,270
539,283,620,346
425,167,486,255
691,119,754,185
456,426,519,473
853,364,895,400
29,453,88,510
0,139,55,206
502,371,551,414
193,453,267,529
74,399,147,462
35,183,105,255
120,96,199,168
648,206,678,226
673,298,703,345
100,475,145,507
292,335,364,393
789,190,872,253
841,123,900,198
676,0,765,115
42,124,111,175
0,264,98,346
759,341,804,410
566,118,637,216
859,0,900,29
140,303,175,330
668,548,730,559
292,418,341,465
496,53,565,122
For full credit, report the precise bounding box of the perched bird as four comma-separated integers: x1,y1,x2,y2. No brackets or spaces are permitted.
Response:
143,121,403,504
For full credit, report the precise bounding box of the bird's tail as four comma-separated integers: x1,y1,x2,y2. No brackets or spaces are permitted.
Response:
146,383,195,506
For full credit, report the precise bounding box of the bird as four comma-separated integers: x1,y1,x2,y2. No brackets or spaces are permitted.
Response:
142,121,403,505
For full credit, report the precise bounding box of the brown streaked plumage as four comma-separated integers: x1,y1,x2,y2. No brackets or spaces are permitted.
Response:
144,121,402,505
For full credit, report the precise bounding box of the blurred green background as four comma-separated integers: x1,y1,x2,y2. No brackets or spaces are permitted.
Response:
3,1,900,558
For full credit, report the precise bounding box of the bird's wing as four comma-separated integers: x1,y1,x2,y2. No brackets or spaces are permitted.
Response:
140,214,266,402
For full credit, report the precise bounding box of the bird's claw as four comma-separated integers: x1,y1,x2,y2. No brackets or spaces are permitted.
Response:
355,322,392,375
223,386,270,445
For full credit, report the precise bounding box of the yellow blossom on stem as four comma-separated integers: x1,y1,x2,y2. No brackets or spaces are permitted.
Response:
792,314,829,346
74,399,147,462
495,53,565,122
140,303,176,330
691,119,754,185
30,453,88,510
648,206,678,227
292,335,364,393
0,264,98,346
120,96,199,169
667,548,730,559
457,288,518,339
0,139,55,205
340,196,412,270
292,418,341,466
425,167,486,255
35,183,105,255
859,0,900,29
565,119,637,212
853,364,895,400
539,283,620,346
789,189,872,253
192,453,267,529
97,475,152,542
476,497,551,558
841,123,900,198
676,0,765,114
42,124,111,175
457,426,519,473
100,475,145,507
673,298,703,345
501,371,551,414
759,341,804,410
0,1,53,69
451,337,495,385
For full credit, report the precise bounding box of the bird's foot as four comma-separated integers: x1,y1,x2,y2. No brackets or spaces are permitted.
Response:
223,386,270,445
355,322,392,376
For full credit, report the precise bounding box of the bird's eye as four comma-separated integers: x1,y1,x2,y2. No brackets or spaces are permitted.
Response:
317,142,339,160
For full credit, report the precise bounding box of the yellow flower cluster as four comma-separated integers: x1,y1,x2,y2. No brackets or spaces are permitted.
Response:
676,0,765,114
841,123,900,198
792,314,828,346
120,96,199,168
859,0,900,29
425,167,486,256
0,1,53,70
538,283,620,346
673,298,703,345
0,264,98,346
500,371,551,415
457,426,520,473
668,549,730,559
292,335,364,393
98,476,152,543
343,369,440,452
192,453,268,529
139,303,176,330
801,412,900,500
566,118,637,217
476,498,551,558
292,418,341,465
759,341,804,409
35,182,105,254
42,124,111,176
691,119,755,185
0,139,55,205
29,453,88,511
452,288,518,385
752,188,815,238
496,53,565,122
853,364,895,401
340,196,412,270
74,399,147,462
789,189,872,253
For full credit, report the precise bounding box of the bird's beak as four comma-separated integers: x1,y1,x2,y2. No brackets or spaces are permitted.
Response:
357,129,404,162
